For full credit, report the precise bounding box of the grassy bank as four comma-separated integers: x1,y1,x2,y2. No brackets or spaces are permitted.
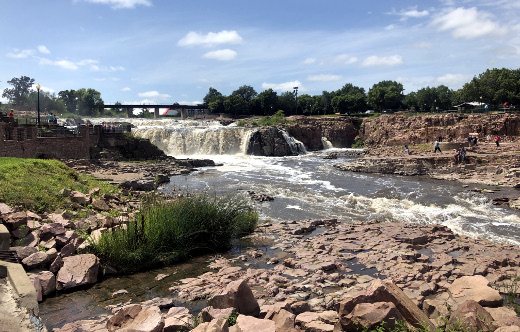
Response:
0,157,118,213
87,193,258,273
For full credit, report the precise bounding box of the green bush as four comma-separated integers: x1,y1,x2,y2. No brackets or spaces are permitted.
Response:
88,193,258,273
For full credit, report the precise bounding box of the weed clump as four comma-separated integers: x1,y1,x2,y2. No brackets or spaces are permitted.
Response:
87,193,258,273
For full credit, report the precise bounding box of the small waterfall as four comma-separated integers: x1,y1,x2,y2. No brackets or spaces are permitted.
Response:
281,129,307,155
133,126,255,156
321,137,333,149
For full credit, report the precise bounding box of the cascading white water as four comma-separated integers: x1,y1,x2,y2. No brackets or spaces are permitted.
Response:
133,126,255,156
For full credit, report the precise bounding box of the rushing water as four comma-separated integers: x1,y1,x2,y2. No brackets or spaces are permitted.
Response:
40,118,520,329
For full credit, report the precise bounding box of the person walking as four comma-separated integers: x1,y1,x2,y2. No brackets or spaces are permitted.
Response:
434,140,442,153
495,135,501,147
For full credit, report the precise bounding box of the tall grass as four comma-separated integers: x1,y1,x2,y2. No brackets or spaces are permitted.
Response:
87,193,258,273
0,157,117,213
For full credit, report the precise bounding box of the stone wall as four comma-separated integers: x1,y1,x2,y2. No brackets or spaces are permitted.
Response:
0,123,99,159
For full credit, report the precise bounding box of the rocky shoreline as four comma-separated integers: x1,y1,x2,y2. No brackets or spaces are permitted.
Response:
43,219,520,331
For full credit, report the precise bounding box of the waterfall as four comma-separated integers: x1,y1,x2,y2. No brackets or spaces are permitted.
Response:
132,126,255,156
90,118,308,157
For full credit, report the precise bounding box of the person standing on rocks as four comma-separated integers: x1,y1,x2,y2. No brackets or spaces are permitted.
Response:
495,135,500,147
433,140,441,153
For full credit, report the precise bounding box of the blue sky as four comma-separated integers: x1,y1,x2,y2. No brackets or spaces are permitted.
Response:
1,0,519,105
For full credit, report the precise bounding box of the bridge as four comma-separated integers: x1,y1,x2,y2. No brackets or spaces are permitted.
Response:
103,104,207,119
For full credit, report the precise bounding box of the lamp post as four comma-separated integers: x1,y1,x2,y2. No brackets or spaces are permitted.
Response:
293,87,298,115
36,83,41,126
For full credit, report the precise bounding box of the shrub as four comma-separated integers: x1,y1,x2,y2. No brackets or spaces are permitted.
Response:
88,193,258,273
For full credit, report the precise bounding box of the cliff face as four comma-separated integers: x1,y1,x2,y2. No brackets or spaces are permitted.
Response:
284,116,360,150
360,113,520,146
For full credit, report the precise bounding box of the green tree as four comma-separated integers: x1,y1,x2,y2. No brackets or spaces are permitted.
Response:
58,89,78,114
231,85,257,102
367,80,404,111
297,94,315,115
203,87,223,106
277,91,296,115
76,88,104,116
2,76,35,105
253,89,278,115
231,85,257,116
223,94,248,118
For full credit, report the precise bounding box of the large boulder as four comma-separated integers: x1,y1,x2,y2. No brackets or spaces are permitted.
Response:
447,300,494,332
22,251,49,270
335,279,435,331
208,278,260,317
448,275,503,307
232,315,275,332
163,307,193,332
106,304,164,332
3,211,28,230
56,254,100,291
39,222,66,240
192,317,228,332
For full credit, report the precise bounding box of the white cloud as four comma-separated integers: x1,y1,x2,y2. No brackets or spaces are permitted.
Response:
7,49,34,58
332,54,358,65
122,87,131,92
385,24,398,31
431,7,507,39
307,74,342,82
362,55,403,67
39,58,99,70
302,58,316,64
80,0,151,9
262,81,302,93
401,9,429,19
435,73,469,86
138,91,171,99
202,49,237,61
37,45,50,54
178,30,243,47
109,66,125,71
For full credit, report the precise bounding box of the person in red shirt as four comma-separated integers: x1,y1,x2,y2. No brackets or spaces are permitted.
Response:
8,109,14,118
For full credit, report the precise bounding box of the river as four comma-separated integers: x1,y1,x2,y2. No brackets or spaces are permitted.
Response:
40,118,520,329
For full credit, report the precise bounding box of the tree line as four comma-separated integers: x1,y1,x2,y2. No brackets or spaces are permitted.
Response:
2,67,520,118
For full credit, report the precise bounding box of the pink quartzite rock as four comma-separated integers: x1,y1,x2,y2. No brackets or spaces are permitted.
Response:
233,315,275,332
208,278,260,317
22,251,49,270
163,306,193,332
56,254,99,291
191,317,228,332
336,279,435,331
3,211,28,230
70,191,89,205
106,304,164,332
447,300,493,332
28,274,42,302
37,270,56,296
39,222,66,240
448,275,503,307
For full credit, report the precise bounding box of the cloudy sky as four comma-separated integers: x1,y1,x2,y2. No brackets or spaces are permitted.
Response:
1,0,519,105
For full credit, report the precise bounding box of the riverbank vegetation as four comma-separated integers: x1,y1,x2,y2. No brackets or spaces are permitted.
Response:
0,157,117,213
87,193,258,273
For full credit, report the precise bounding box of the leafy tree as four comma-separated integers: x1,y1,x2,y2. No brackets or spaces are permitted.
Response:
76,88,104,116
253,89,278,115
208,98,225,114
231,85,257,102
297,94,315,115
231,85,257,115
2,76,35,105
25,90,66,116
277,91,296,115
367,80,404,111
223,94,248,118
58,89,78,114
331,95,349,114
461,68,520,106
203,87,223,106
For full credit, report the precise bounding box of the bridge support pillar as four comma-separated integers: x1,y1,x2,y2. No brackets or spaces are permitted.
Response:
180,108,187,119
154,107,160,119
